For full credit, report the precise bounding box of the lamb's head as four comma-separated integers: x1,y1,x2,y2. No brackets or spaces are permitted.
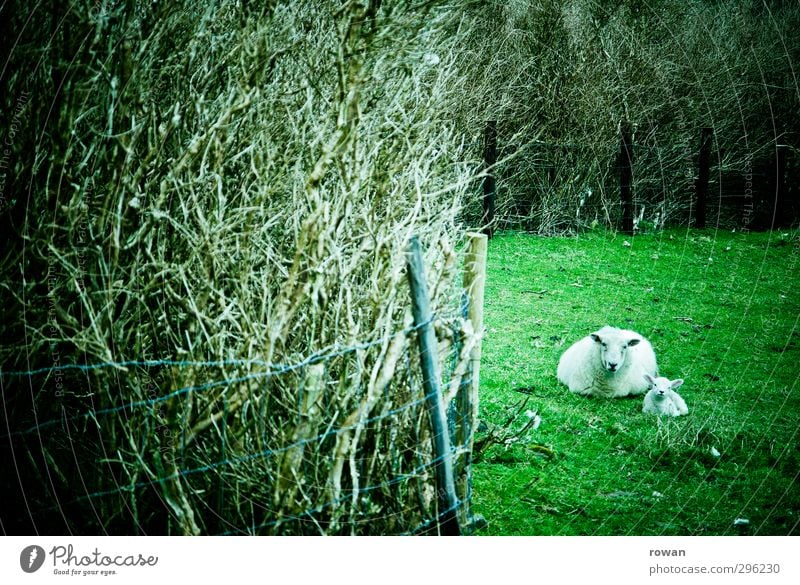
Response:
590,328,641,373
644,374,684,400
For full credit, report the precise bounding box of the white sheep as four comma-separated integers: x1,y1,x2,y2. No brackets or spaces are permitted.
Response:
557,326,658,398
642,374,688,417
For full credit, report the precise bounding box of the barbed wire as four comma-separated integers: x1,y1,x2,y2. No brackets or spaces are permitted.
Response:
60,381,467,507
41,366,473,533
218,453,464,535
1,314,449,379
5,306,475,535
4,312,462,439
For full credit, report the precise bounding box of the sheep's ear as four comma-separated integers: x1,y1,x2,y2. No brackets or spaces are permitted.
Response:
643,373,655,385
590,333,602,343
628,338,641,347
670,378,684,389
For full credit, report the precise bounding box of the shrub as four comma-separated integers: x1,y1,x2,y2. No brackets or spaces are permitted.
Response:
0,0,486,535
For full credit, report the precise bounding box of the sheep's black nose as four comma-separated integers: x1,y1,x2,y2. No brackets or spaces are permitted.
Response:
608,363,618,371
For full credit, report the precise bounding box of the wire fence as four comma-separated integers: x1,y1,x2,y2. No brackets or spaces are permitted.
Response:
4,325,433,438
2,234,488,536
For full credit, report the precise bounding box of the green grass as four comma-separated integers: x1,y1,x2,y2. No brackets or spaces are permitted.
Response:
471,227,800,535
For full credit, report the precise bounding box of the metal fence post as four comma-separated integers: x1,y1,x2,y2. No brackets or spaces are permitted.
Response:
406,236,461,536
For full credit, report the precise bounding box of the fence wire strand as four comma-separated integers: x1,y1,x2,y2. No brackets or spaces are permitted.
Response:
3,314,443,439
4,308,476,535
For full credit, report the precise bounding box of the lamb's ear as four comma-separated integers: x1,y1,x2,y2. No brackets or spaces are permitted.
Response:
670,378,684,389
643,373,655,385
590,333,602,343
627,338,641,347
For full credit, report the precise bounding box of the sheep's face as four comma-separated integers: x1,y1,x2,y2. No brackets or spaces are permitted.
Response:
644,374,684,399
591,332,640,373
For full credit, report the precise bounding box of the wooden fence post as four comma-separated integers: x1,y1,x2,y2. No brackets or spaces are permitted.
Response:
696,127,713,229
456,232,487,531
483,121,497,239
463,233,486,440
619,121,634,235
406,236,461,536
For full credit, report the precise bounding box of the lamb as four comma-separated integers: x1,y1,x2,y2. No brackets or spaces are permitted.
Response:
642,374,688,417
557,326,658,398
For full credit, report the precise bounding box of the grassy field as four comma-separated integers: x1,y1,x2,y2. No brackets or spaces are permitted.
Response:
471,228,800,535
